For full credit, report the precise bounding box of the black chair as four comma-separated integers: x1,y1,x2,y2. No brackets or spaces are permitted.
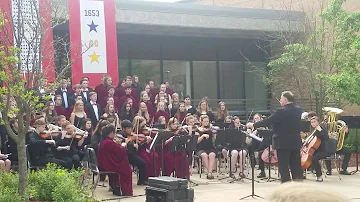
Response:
25,145,44,171
321,138,342,180
87,147,116,192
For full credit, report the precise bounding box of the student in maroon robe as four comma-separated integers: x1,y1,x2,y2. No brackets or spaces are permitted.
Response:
104,97,119,113
54,95,68,117
162,118,190,179
97,124,133,196
137,102,152,124
132,116,160,178
148,80,158,102
95,75,112,108
174,102,187,124
164,80,175,96
115,76,138,102
118,86,136,110
154,101,170,123
140,91,154,117
103,86,120,110
132,75,142,99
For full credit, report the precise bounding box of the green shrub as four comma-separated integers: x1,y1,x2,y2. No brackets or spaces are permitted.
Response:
344,129,360,152
0,172,21,202
0,163,94,202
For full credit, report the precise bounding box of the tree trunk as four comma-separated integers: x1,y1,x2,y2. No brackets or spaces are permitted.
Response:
17,138,29,202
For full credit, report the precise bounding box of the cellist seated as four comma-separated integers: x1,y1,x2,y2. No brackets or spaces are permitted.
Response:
308,116,329,182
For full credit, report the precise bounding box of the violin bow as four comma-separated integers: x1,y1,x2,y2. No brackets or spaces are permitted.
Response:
246,109,254,124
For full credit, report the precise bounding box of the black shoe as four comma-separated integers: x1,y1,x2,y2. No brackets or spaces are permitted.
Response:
326,171,332,176
112,186,122,196
257,172,266,178
340,170,350,175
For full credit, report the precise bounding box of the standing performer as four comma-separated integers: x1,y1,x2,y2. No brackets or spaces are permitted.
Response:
247,91,303,183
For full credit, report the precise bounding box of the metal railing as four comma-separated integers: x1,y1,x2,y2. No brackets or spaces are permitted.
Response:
191,98,335,119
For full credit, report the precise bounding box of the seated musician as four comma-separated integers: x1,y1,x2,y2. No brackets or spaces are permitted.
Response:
325,122,351,175
119,120,148,185
132,116,160,178
197,115,217,179
246,113,268,178
163,118,190,179
27,119,70,169
6,118,19,163
308,116,329,182
0,134,11,172
230,117,248,178
97,124,133,196
56,121,84,169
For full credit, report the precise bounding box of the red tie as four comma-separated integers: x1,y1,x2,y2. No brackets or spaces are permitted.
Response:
92,103,97,106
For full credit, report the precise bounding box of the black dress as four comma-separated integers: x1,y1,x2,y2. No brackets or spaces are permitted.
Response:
197,129,216,156
74,115,85,128
55,135,81,169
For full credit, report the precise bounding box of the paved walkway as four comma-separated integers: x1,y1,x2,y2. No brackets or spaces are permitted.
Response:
94,167,360,201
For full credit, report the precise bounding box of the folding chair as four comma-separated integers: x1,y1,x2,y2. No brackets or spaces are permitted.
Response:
26,145,44,171
87,147,116,192
321,138,342,180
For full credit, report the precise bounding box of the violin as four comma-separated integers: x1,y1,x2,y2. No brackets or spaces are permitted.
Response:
39,131,61,139
141,127,160,135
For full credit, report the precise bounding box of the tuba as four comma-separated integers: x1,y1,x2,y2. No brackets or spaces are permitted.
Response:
323,107,347,151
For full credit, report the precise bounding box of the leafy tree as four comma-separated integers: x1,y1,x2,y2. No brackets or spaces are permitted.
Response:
320,0,360,105
0,1,75,201
266,0,359,115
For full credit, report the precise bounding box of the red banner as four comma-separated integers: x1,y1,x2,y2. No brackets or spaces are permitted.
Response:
0,0,55,83
69,0,119,88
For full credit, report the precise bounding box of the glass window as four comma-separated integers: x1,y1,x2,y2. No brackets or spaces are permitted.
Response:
193,61,217,100
244,62,268,110
219,61,244,99
163,60,190,99
118,59,129,83
131,60,161,87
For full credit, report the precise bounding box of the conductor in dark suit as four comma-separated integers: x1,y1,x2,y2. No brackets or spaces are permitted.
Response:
247,91,303,183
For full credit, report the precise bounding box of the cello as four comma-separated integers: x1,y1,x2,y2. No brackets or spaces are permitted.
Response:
300,128,321,169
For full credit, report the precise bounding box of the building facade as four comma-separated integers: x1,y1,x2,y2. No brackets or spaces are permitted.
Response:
55,0,305,115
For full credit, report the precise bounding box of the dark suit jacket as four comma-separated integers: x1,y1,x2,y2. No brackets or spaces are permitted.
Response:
81,88,93,103
85,102,102,128
254,103,303,150
55,88,73,109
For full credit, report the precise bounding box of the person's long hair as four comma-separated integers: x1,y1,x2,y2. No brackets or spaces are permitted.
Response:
43,101,57,124
215,101,228,120
119,102,134,120
100,124,116,143
93,119,110,136
137,102,150,122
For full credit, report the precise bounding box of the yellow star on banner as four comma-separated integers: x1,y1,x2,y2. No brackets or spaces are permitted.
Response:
89,51,100,63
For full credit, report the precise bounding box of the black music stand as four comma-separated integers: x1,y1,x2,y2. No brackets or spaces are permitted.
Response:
170,135,198,180
258,129,280,182
239,131,264,201
339,116,360,174
149,130,170,176
213,122,231,129
216,129,249,183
